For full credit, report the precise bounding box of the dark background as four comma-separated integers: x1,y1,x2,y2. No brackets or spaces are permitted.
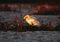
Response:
0,0,60,4
0,0,60,42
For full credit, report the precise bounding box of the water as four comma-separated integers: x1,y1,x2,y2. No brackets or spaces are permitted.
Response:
0,31,60,42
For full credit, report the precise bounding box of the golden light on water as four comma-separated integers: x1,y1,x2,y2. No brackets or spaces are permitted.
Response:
24,15,40,27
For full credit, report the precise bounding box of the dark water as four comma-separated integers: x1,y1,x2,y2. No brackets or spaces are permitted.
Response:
0,31,60,42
